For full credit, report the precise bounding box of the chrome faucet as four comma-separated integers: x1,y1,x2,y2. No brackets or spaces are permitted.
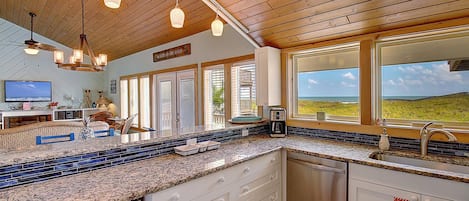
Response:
419,122,457,157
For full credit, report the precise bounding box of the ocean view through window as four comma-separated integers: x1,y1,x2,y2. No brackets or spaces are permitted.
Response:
377,30,469,128
293,44,360,121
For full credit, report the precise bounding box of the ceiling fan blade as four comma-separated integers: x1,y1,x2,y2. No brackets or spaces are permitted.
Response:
36,43,57,51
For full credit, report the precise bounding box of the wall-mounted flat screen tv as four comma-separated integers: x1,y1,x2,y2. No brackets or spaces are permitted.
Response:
4,80,52,102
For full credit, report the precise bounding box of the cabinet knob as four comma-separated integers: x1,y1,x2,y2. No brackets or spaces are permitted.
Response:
270,174,275,180
270,158,276,163
170,193,180,201
243,167,250,174
242,186,250,193
217,177,225,183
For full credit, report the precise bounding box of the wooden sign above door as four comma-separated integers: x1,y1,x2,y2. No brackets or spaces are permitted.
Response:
153,43,191,62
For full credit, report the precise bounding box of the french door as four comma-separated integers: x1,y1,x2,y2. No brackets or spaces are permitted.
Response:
154,70,195,131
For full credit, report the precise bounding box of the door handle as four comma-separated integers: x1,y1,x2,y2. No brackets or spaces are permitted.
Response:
288,158,345,174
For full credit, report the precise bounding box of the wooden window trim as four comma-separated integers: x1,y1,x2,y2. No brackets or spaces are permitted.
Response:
283,18,469,143
200,54,255,125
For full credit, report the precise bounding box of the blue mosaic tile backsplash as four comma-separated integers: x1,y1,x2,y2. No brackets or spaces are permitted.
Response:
287,126,469,157
0,125,269,189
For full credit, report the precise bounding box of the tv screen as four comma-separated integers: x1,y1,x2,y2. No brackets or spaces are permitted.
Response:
4,80,52,102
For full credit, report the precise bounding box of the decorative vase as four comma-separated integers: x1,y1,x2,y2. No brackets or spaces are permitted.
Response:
80,117,95,140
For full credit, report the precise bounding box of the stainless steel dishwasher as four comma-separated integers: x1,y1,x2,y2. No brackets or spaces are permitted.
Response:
287,152,347,201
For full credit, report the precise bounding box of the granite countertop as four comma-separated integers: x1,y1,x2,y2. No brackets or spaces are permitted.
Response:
0,123,263,166
0,135,468,201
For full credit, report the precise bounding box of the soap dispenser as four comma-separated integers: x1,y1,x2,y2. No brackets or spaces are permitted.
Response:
379,128,390,152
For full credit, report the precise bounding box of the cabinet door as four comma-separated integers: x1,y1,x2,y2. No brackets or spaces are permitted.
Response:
350,179,419,201
421,195,451,201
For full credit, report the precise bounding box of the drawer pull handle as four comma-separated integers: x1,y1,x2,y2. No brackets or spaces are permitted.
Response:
243,167,250,174
170,193,180,201
217,177,225,183
242,186,250,193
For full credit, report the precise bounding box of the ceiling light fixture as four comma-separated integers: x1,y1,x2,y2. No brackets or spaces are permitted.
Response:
170,0,185,28
104,0,121,9
54,0,108,72
211,12,223,36
24,48,39,55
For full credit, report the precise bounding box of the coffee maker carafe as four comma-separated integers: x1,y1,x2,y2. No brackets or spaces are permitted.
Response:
270,108,286,137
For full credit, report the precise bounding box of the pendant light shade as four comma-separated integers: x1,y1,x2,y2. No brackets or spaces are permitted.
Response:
54,50,64,63
211,15,223,36
24,48,39,55
104,0,121,9
170,0,184,28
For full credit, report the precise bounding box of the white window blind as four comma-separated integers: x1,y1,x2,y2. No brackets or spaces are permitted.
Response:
231,61,257,118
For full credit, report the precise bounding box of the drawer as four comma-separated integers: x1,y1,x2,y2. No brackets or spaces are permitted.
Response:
145,170,231,201
145,151,280,201
236,165,281,201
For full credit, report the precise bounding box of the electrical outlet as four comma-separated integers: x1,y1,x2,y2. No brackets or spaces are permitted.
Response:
242,129,249,137
186,138,197,145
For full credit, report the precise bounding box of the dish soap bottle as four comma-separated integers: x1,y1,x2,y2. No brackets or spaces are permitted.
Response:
379,128,390,152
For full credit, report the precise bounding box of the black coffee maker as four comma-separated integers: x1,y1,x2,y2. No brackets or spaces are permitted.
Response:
270,107,286,137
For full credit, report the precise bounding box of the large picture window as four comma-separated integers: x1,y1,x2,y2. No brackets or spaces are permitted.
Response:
377,30,469,128
292,44,360,122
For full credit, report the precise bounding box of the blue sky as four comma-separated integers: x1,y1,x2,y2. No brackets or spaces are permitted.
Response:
298,61,469,97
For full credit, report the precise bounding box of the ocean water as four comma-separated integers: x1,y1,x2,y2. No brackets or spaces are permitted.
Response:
298,96,429,103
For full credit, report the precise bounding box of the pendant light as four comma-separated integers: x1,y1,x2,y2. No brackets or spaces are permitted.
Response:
104,0,121,9
170,0,185,28
211,12,223,36
53,0,108,72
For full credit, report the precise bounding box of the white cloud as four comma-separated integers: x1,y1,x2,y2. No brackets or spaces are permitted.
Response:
343,72,356,80
308,79,318,85
341,81,356,87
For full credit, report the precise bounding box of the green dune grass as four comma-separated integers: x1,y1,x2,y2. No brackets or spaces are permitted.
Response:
298,92,469,122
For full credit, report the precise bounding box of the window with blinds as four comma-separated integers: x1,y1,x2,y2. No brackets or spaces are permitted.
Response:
231,61,257,118
204,65,225,127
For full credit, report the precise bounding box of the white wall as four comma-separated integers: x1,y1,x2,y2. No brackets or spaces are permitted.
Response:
106,25,256,116
0,18,106,110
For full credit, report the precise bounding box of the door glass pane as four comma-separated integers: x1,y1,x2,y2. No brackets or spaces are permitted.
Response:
140,76,150,128
204,66,225,127
120,79,128,118
159,81,172,130
179,78,195,129
129,78,138,126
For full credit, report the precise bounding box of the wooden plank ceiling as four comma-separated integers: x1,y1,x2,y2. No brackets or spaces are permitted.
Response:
217,0,469,48
1,0,468,61
0,0,217,61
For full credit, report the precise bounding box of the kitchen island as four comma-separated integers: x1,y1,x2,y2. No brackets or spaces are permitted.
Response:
0,124,468,200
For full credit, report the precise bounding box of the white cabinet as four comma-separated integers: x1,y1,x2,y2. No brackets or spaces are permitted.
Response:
144,151,281,201
255,46,281,106
52,108,100,121
349,163,468,201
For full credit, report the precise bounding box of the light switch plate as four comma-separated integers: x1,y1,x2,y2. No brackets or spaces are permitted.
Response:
242,129,249,137
186,138,197,145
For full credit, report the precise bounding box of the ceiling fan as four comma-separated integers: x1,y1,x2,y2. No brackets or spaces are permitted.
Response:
23,12,56,55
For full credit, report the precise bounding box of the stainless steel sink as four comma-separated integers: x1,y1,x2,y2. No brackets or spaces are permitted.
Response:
369,151,469,175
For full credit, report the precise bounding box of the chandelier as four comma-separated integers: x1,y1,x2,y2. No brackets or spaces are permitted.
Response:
53,0,108,72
